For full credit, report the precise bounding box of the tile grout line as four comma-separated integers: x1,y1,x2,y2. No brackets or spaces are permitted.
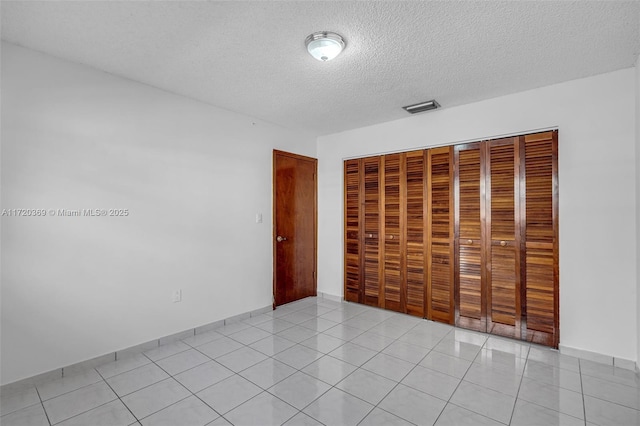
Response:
506,346,529,425
429,330,487,426
94,367,142,425
224,329,335,423
174,312,338,425
250,309,391,425
231,361,306,424
492,344,605,424
141,352,227,424
34,386,53,426
266,311,417,424
33,374,105,408
351,320,453,426
40,369,132,426
575,365,640,416
247,321,356,424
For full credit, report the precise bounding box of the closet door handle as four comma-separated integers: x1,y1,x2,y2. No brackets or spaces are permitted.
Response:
467,239,473,245
500,240,507,247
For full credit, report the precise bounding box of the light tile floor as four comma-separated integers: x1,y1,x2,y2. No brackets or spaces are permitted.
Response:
2,297,640,426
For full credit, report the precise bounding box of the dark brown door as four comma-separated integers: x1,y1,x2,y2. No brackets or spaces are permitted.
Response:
522,131,559,347
404,150,426,317
274,150,317,306
344,159,362,303
454,142,486,332
486,137,521,339
382,153,404,312
427,146,455,324
363,156,382,307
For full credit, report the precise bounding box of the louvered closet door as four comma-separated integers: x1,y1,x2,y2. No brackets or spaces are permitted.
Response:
382,153,404,312
344,159,362,303
363,156,382,307
427,147,454,323
404,151,426,317
454,143,485,332
486,138,521,339
523,131,559,347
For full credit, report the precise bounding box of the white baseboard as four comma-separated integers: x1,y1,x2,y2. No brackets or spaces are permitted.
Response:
317,291,342,302
559,344,638,372
1,303,273,390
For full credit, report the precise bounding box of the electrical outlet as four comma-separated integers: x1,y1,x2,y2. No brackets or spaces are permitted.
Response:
256,213,263,223
172,289,182,303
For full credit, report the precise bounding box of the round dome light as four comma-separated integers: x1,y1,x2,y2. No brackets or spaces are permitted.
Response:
305,32,345,61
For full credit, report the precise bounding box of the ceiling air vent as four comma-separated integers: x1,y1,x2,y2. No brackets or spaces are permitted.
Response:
403,100,440,114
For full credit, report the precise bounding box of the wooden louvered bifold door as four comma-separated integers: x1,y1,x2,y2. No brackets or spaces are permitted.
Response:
344,159,362,303
522,131,558,347
343,130,558,347
486,138,521,339
404,151,426,317
427,147,454,323
454,143,486,332
382,154,405,312
363,157,382,307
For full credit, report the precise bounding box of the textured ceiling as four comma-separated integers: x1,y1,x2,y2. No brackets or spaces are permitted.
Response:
2,1,639,136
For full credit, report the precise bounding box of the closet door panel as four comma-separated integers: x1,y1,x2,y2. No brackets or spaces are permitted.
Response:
344,159,362,303
383,153,404,312
486,139,521,339
363,157,382,306
523,131,558,347
405,151,426,317
454,143,485,331
428,147,454,323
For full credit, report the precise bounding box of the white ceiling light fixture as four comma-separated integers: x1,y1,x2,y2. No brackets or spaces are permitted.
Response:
305,31,345,61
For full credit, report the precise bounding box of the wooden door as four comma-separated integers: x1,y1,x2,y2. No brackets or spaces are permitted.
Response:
522,131,559,347
382,153,405,312
454,142,486,332
274,150,317,306
344,159,362,303
486,138,521,339
363,156,382,307
341,130,558,348
404,151,426,317
427,147,455,323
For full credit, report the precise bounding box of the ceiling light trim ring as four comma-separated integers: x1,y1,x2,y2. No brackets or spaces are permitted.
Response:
305,31,346,62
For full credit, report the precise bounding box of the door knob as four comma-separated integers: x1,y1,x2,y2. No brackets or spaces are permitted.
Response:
467,239,473,244
276,235,287,242
500,240,507,247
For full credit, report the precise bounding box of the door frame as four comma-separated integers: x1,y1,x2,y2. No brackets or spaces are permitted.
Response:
272,149,318,308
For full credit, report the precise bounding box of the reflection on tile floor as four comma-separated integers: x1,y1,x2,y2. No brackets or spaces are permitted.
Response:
2,296,639,425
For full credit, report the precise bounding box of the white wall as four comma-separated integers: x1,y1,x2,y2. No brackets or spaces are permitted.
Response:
636,54,640,369
1,42,317,385
318,68,638,362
